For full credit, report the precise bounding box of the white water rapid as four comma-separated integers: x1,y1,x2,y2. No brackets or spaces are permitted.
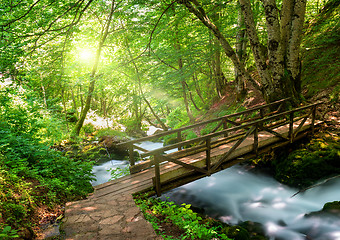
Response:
91,126,164,185
162,165,340,240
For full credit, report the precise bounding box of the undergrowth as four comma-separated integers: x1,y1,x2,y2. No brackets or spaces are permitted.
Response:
134,195,231,240
0,84,94,237
301,0,340,99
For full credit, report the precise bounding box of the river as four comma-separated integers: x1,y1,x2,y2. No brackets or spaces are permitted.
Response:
162,165,340,240
91,134,340,240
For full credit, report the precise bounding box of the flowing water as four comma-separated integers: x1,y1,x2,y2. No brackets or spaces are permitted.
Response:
91,130,340,239
161,165,340,240
91,127,167,186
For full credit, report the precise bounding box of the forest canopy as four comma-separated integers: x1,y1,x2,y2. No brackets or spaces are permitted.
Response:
1,0,331,136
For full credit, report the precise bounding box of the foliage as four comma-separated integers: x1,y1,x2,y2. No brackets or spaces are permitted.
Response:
0,224,19,239
0,84,94,233
301,0,340,98
109,166,130,180
135,196,231,240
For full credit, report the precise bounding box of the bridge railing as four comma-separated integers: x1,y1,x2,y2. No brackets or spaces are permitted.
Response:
117,100,322,195
117,98,290,169
150,101,321,195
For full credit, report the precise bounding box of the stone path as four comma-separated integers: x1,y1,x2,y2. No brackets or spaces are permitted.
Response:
62,193,161,240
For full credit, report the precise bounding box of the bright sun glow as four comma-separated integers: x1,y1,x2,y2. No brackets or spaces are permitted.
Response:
79,49,94,61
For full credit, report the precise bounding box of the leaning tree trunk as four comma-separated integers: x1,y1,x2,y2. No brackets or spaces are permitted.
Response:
125,36,169,131
179,0,262,97
180,0,306,105
210,10,227,98
73,0,116,136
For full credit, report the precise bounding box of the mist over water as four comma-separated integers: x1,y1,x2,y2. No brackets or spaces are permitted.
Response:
162,165,340,240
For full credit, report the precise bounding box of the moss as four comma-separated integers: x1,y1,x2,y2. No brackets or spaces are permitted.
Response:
222,226,250,240
272,135,340,188
323,201,340,212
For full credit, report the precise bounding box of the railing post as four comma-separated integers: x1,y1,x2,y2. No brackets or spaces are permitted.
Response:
260,108,264,118
177,131,182,151
253,124,258,156
311,105,316,134
205,138,211,175
223,118,228,137
128,143,135,166
259,108,265,128
154,154,161,197
289,112,294,143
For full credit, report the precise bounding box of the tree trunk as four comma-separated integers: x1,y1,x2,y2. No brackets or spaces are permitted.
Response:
235,6,247,100
72,0,116,136
192,74,205,104
181,80,195,123
180,0,306,105
180,0,261,96
61,88,69,132
125,36,169,131
210,10,227,98
71,89,78,117
174,29,195,123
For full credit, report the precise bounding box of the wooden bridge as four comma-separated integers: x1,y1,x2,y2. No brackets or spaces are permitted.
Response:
92,99,322,198
63,99,323,239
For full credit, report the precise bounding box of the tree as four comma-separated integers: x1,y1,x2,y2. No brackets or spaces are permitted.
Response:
179,0,307,105
72,0,117,136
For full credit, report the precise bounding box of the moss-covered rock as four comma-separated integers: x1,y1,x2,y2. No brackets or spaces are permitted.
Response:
322,201,340,214
272,136,340,188
240,221,267,240
222,225,250,240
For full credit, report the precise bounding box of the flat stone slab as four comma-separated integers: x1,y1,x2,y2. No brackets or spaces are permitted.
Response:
62,193,161,240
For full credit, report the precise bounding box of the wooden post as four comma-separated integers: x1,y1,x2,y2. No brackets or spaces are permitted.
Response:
154,154,161,196
259,108,264,118
129,143,135,166
206,138,211,175
177,131,182,151
223,118,228,137
253,124,258,156
311,106,316,134
259,108,265,128
289,112,294,143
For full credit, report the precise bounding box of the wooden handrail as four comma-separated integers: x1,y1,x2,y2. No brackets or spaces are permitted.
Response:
123,100,322,196
140,102,322,158
117,98,290,147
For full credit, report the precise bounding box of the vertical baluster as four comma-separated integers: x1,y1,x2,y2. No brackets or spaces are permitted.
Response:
177,131,182,151
129,143,135,166
154,154,161,196
206,138,211,175
254,124,258,156
259,108,265,128
223,118,228,137
311,105,316,134
260,108,264,118
289,112,294,143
